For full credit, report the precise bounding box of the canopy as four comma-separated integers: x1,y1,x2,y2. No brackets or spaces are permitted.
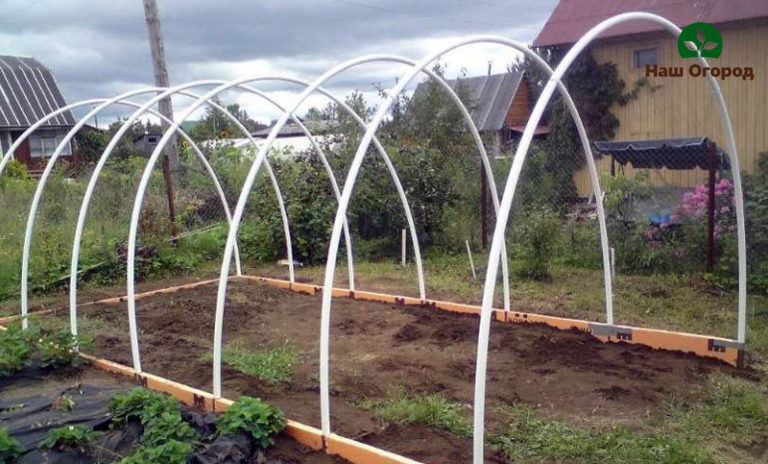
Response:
594,137,730,170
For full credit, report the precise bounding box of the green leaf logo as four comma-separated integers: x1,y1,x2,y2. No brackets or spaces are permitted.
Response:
678,22,723,59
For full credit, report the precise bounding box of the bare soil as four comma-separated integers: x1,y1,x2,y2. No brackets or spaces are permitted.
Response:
64,279,740,463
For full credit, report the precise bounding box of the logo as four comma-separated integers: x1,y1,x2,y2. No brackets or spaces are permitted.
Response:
647,22,753,80
678,22,723,59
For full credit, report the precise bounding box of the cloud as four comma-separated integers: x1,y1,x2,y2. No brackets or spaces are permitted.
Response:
0,0,556,125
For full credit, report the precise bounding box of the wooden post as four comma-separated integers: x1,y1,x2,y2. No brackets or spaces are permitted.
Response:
142,0,178,237
706,142,717,273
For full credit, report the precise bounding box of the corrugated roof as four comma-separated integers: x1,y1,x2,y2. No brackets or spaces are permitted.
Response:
412,71,524,132
0,55,75,129
533,0,768,48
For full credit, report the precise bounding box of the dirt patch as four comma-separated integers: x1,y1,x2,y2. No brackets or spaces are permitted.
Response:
64,279,743,463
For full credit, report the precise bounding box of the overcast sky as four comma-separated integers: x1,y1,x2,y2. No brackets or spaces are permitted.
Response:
0,0,557,126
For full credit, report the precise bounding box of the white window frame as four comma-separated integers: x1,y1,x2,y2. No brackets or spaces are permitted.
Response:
29,130,71,158
632,46,659,70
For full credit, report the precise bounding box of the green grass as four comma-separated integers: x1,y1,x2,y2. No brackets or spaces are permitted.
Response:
656,373,768,449
356,388,472,438
492,405,714,464
214,341,298,383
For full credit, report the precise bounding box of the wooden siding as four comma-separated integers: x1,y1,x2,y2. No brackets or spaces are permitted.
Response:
505,77,531,126
573,22,768,196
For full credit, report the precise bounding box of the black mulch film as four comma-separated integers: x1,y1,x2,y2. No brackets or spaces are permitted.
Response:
1,368,272,464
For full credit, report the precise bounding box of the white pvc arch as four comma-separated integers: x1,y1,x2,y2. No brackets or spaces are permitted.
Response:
309,40,615,438
206,54,541,400
472,13,747,463
95,81,352,372
9,88,251,332
66,96,246,337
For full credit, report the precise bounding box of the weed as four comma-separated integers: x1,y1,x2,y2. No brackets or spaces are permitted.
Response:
53,395,76,411
217,396,286,449
492,405,713,464
662,373,768,448
218,341,297,383
369,389,472,438
0,427,24,462
39,425,102,451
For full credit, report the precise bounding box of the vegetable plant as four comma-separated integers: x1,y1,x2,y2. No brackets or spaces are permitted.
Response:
39,425,101,451
110,388,181,425
217,396,286,448
0,427,24,462
118,440,193,464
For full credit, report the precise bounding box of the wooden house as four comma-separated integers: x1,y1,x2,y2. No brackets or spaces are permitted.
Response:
412,71,547,156
533,0,768,195
0,55,79,174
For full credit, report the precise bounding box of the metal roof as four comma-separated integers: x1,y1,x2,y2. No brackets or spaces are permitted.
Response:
412,71,525,132
252,119,339,138
533,0,768,48
595,136,730,170
0,55,75,129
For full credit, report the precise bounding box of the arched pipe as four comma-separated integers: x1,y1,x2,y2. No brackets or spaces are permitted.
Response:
208,54,527,400
1,98,101,329
7,89,242,332
313,42,614,438
473,13,746,463
111,81,349,372
68,97,245,337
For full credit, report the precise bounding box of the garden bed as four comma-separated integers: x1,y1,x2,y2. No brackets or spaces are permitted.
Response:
40,277,746,463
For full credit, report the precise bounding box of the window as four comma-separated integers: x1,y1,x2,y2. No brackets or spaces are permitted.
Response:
633,47,658,69
29,131,71,158
147,136,158,144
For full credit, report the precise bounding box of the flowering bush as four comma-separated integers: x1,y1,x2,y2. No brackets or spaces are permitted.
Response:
674,178,735,239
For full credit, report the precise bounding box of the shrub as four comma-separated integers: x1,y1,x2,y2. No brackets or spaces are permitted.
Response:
217,396,286,448
512,206,561,280
39,425,101,451
0,427,23,462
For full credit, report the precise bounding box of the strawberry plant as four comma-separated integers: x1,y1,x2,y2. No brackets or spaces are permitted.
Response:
0,427,24,462
141,411,198,447
217,396,286,449
110,388,180,425
39,425,102,451
118,440,192,464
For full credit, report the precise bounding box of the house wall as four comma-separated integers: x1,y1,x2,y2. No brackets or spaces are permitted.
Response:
573,21,768,196
505,78,532,126
6,128,77,173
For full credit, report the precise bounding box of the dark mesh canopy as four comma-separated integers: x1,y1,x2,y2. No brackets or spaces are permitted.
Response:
594,137,730,170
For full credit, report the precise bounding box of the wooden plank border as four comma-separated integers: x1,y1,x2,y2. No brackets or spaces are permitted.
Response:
4,273,743,368
79,353,414,462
